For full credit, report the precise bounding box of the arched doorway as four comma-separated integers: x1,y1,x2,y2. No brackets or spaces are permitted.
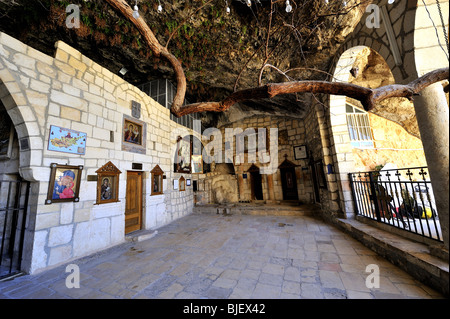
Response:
278,156,298,201
0,92,29,278
248,164,263,201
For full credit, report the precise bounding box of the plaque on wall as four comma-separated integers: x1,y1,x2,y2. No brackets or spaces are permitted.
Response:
47,125,87,155
294,145,308,160
131,100,141,119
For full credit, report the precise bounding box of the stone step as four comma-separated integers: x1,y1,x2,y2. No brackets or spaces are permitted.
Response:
334,217,449,296
193,203,321,216
125,229,158,243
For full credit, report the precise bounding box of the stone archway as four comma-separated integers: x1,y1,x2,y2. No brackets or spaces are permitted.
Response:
0,76,40,182
327,43,428,217
0,71,41,275
322,0,449,247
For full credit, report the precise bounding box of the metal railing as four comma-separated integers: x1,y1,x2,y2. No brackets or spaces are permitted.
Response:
349,167,443,242
0,179,30,279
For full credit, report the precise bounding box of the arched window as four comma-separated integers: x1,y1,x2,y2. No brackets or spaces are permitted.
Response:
174,135,210,173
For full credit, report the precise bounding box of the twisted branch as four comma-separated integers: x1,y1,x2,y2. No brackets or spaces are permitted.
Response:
106,0,448,119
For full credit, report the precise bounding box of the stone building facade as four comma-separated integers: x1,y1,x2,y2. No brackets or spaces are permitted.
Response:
0,34,200,274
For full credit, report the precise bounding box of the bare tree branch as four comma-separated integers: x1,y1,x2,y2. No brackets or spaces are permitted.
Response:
105,0,186,114
175,67,449,117
105,0,448,120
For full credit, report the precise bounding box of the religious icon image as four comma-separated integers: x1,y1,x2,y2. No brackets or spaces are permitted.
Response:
121,115,147,155
101,177,112,200
191,155,203,174
46,164,83,204
151,164,164,196
53,170,75,199
176,136,191,172
123,120,142,145
95,161,121,204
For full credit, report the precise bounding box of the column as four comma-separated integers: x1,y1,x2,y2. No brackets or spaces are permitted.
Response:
237,174,244,201
266,174,275,201
413,82,449,250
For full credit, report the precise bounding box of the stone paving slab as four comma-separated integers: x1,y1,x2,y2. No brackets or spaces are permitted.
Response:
0,213,445,299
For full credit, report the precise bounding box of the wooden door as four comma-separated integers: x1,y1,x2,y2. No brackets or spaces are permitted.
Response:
310,163,321,203
280,167,299,200
250,171,263,200
125,171,143,234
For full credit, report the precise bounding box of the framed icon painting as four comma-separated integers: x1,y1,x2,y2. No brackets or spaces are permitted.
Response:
46,163,83,204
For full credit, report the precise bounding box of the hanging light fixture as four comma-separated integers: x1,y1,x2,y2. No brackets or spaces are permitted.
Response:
388,0,395,4
246,0,252,7
285,0,292,12
225,0,230,14
132,0,139,19
157,0,162,12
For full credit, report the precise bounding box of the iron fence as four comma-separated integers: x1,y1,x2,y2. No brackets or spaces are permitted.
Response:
0,179,30,279
348,167,442,242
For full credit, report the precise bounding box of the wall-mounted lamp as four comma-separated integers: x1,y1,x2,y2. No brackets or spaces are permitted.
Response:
119,67,128,76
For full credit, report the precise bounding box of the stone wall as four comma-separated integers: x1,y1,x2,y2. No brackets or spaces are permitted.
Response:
0,32,198,274
323,0,448,220
352,112,427,172
203,114,315,204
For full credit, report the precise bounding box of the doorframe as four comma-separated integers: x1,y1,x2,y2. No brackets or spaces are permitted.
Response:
125,170,143,234
309,155,321,203
278,157,299,201
248,164,263,201
280,167,299,201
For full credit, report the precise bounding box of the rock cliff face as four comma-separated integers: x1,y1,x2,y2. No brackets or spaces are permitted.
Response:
347,47,420,138
0,0,365,123
3,0,437,137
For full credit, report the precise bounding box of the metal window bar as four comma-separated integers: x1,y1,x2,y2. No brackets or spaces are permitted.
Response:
0,179,30,279
348,167,442,242
346,113,374,144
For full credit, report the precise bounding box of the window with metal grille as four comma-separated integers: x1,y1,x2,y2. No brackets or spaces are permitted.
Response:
138,79,204,132
346,103,374,148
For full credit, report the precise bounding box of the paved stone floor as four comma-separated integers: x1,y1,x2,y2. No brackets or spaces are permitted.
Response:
0,213,445,299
